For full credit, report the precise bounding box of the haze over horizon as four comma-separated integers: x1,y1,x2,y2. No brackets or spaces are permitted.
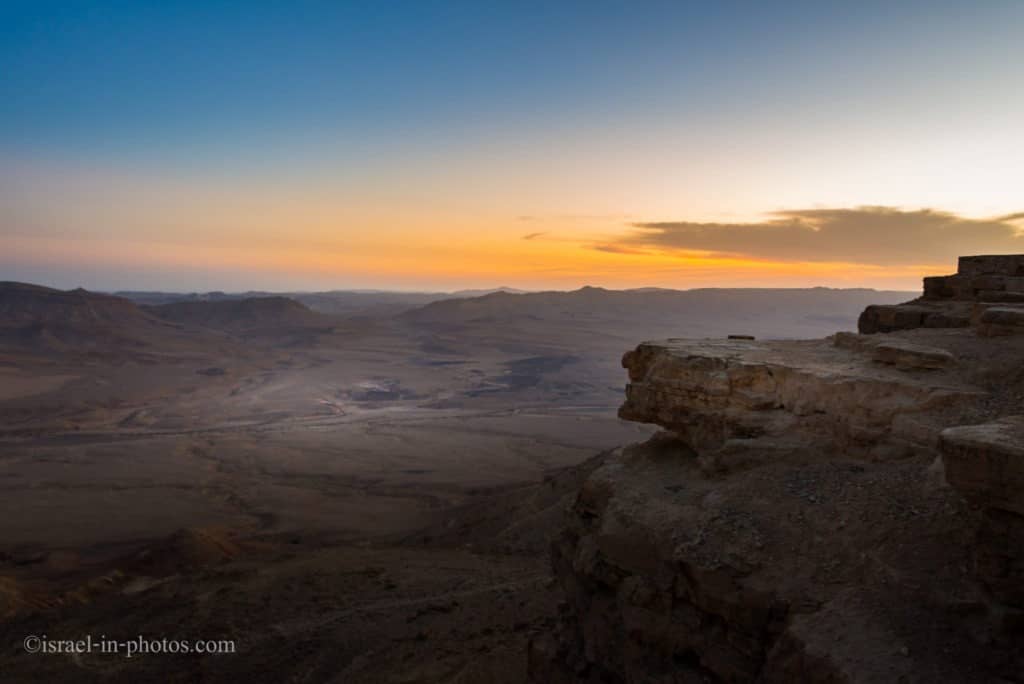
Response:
3,1,1022,292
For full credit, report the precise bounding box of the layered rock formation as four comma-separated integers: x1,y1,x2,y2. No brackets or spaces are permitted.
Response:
859,254,1024,336
532,256,1024,683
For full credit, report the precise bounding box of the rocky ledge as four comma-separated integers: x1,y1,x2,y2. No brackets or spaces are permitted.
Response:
860,254,1024,336
531,256,1024,683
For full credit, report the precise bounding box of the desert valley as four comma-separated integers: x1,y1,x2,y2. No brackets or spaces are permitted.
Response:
4,263,1024,681
0,281,917,681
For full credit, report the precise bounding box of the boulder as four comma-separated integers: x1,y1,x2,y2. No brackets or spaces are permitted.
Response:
858,304,931,334
941,417,1024,609
941,417,1024,517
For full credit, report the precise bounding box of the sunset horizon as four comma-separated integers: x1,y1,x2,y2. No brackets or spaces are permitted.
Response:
1,205,1017,294
3,2,1022,292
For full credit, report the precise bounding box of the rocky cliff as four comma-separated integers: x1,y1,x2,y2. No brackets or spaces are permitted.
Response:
531,256,1024,683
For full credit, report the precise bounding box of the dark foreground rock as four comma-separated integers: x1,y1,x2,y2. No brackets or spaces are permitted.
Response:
942,417,1024,611
532,256,1024,683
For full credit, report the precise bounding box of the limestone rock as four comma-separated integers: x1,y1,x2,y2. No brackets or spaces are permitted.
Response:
858,304,932,333
537,257,1024,683
941,416,1024,515
958,254,1024,277
861,254,1024,336
533,428,1009,682
941,417,1024,609
834,332,955,370
858,303,973,334
977,306,1024,337
619,338,971,461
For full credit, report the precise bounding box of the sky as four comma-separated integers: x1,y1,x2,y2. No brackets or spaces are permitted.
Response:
1,0,1022,292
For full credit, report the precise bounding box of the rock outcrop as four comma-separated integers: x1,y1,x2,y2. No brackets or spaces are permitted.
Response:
942,417,1024,612
617,337,974,465
860,254,1024,335
532,256,1024,683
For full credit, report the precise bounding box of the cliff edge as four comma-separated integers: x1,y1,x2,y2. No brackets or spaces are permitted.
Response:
531,256,1024,683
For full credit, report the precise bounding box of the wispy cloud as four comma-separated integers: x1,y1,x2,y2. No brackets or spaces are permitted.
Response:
591,243,649,255
610,207,1024,266
521,231,547,241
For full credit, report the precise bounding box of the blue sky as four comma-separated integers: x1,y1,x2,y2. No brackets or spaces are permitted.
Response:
1,1,1022,291
4,1,1014,160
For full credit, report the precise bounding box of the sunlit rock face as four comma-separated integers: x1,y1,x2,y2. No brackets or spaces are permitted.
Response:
618,337,972,464
532,257,1024,683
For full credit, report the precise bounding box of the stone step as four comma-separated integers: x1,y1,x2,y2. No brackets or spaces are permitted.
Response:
976,305,1024,337
858,303,970,333
977,290,1024,303
833,332,955,370
923,274,1024,301
922,274,970,300
958,254,1024,277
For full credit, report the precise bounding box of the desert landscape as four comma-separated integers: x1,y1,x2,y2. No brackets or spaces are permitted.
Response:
4,2,1022,681
0,281,915,681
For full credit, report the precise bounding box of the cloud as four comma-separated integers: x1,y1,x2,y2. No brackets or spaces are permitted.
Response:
614,207,1024,266
521,231,547,241
591,243,649,255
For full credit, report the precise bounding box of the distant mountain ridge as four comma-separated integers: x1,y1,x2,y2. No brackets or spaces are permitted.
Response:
0,281,179,352
0,281,918,357
400,285,916,339
0,282,159,328
115,287,527,316
0,283,330,353
146,296,328,332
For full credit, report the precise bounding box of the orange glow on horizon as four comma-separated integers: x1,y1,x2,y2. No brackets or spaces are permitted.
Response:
3,230,945,292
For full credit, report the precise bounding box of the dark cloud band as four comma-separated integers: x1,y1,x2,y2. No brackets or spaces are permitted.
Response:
617,207,1024,266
